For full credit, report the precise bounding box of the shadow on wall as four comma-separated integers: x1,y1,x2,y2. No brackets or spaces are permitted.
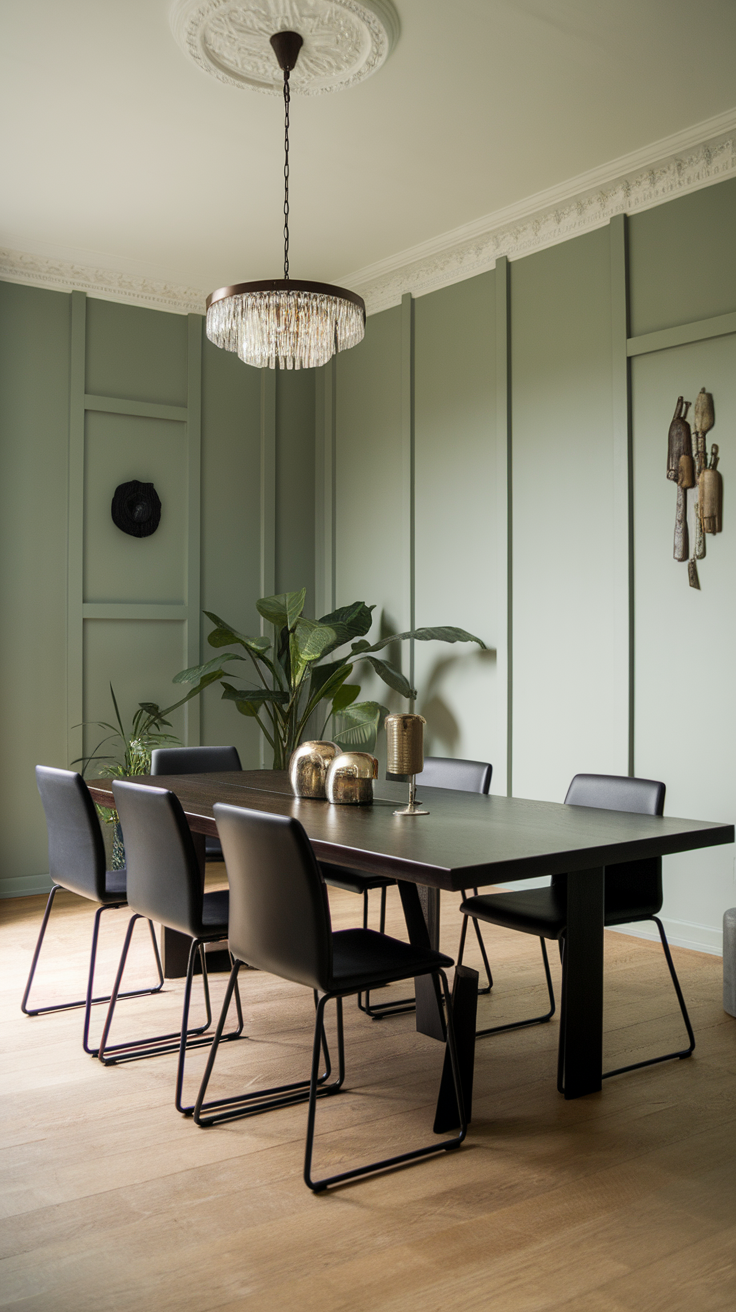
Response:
419,647,496,756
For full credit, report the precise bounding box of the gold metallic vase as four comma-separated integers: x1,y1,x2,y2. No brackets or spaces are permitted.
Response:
385,713,429,816
289,741,339,799
325,752,378,805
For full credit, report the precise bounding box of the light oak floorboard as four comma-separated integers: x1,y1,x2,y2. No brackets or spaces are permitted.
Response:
1,876,735,1310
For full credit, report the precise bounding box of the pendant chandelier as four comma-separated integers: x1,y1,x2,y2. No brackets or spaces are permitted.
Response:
206,30,366,371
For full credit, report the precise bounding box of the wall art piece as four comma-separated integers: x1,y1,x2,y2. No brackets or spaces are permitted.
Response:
667,390,721,589
111,480,162,538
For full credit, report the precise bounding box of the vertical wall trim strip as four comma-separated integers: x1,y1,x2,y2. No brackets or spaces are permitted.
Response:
315,360,336,616
609,214,634,775
259,368,277,766
495,257,512,796
401,292,416,701
186,315,203,746
67,291,86,769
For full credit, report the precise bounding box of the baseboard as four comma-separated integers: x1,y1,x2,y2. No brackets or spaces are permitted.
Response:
0,872,54,899
608,920,723,957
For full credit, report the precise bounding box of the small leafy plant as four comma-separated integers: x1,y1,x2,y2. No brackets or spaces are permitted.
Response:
172,589,485,769
73,684,181,781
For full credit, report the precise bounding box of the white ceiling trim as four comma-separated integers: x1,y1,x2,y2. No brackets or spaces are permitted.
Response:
345,107,736,315
1,107,734,319
0,248,206,315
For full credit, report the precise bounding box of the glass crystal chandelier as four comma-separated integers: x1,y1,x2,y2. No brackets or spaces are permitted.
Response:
206,30,366,371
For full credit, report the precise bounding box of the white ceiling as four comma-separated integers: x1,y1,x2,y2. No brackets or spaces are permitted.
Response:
2,0,736,301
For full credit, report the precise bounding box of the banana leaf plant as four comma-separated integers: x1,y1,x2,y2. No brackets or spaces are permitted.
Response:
171,589,485,769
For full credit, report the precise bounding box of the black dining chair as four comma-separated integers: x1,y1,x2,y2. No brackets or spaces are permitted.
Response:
322,755,494,1018
194,802,466,1192
21,766,164,1054
97,780,243,1114
457,773,695,1086
151,745,242,862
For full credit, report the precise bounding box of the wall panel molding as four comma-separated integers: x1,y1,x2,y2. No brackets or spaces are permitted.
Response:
495,257,511,796
610,214,634,775
401,292,415,697
627,310,736,357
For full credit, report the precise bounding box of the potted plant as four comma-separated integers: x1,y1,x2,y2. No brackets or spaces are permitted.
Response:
171,589,485,769
73,685,181,867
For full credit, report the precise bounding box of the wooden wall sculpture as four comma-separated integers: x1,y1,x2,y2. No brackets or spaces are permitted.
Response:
668,389,721,589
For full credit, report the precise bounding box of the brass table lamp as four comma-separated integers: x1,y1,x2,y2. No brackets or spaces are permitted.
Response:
385,713,429,816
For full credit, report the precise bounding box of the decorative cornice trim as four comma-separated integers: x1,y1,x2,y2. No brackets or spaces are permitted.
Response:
0,249,206,316
343,108,736,315
2,108,734,320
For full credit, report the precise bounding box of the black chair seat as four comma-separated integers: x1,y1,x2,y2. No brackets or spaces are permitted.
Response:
321,864,394,895
461,888,567,940
329,928,453,994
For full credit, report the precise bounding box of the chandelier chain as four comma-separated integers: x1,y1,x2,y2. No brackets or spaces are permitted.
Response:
283,68,290,280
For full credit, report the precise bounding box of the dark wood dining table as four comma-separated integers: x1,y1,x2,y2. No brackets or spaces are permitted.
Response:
88,769,733,1105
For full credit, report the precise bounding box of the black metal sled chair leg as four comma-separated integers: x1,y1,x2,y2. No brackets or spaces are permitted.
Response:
457,889,494,995
21,884,164,1056
97,915,244,1106
601,916,695,1081
358,884,417,1019
193,962,339,1126
305,970,465,1193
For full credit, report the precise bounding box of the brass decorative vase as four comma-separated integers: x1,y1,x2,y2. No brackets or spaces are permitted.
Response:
289,740,339,799
325,752,378,805
385,713,429,816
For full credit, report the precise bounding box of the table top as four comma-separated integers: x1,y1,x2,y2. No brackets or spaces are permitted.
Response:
88,770,734,894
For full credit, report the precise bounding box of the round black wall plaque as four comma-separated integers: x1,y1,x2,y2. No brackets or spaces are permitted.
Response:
111,480,162,538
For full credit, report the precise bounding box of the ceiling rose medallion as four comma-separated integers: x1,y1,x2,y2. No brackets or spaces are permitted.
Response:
170,0,399,95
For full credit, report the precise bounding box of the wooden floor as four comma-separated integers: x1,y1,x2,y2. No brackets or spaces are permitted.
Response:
2,874,736,1311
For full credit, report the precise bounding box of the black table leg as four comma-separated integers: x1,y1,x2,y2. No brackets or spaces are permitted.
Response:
560,865,604,1099
398,881,446,1041
433,964,478,1132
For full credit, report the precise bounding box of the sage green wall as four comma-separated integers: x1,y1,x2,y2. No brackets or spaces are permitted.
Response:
413,273,501,767
0,284,71,892
511,227,625,804
0,284,316,895
328,176,736,953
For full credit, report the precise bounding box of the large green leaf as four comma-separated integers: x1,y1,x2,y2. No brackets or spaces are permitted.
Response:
203,613,271,654
256,589,306,630
173,653,243,685
361,625,486,654
331,682,359,713
361,655,416,699
290,618,353,681
333,701,389,751
316,600,372,650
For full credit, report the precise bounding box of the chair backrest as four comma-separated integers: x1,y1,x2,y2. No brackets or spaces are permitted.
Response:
151,745,242,776
564,773,665,816
415,756,492,795
561,773,666,923
36,766,107,901
214,803,332,992
112,780,205,936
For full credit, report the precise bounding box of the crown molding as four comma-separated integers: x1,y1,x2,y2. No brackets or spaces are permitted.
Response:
0,248,206,316
343,107,736,316
2,108,734,320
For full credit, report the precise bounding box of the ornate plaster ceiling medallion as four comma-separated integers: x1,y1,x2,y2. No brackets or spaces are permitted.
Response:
170,0,399,94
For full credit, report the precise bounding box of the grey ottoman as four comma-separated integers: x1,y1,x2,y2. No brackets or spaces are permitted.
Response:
724,908,736,1016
